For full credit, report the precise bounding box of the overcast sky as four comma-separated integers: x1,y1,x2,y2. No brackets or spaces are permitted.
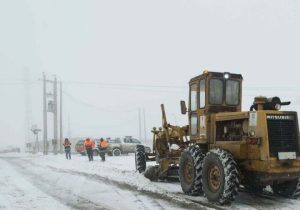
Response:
0,0,299,149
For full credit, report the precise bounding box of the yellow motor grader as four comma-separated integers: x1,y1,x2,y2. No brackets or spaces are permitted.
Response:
135,70,300,204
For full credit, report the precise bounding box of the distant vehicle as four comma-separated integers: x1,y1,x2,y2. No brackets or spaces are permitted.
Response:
75,139,99,156
107,136,151,156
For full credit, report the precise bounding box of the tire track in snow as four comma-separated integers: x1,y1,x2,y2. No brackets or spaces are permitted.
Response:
3,157,190,210
2,158,109,210
30,161,224,210
3,155,300,210
6,157,216,210
49,167,219,210
23,158,300,210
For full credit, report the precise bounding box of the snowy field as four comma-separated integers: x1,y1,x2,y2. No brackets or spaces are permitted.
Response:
0,153,300,210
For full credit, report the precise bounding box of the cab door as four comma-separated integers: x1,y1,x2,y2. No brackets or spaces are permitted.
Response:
198,79,207,141
189,79,206,142
189,83,198,139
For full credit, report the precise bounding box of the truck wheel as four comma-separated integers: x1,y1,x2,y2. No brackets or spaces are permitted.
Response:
112,148,121,156
179,145,205,195
202,149,240,205
135,145,146,173
272,178,300,198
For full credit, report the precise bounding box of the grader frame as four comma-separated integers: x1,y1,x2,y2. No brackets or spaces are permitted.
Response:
135,70,300,204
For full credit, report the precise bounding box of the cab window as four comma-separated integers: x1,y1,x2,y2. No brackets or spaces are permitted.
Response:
226,80,240,105
190,84,197,111
199,79,205,108
209,79,223,105
190,114,198,135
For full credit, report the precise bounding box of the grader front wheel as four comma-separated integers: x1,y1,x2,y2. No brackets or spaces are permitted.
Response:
135,145,146,173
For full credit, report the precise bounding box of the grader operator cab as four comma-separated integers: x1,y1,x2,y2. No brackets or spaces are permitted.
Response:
135,70,300,204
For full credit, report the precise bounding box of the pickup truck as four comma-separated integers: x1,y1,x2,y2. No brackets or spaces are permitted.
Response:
107,137,151,156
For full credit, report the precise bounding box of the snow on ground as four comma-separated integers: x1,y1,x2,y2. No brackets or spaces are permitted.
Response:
0,159,69,210
0,153,200,210
1,152,300,210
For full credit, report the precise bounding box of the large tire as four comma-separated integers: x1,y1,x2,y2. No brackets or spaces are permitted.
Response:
272,178,300,198
112,148,121,156
202,149,240,205
135,145,146,173
179,145,205,195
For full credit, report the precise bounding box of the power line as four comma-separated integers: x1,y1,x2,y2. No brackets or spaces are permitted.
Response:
63,84,186,94
71,115,138,128
62,90,139,113
63,80,185,89
4,78,300,91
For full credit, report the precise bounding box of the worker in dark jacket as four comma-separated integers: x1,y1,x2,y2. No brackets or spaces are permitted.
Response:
63,138,72,160
84,138,95,161
98,138,108,161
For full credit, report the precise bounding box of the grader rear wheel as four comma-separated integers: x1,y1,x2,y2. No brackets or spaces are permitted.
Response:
179,145,205,195
202,149,240,205
208,165,222,193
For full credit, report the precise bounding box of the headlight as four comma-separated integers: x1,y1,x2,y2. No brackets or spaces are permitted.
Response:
249,131,255,137
275,104,281,110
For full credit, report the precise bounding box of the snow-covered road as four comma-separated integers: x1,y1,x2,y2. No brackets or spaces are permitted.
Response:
0,159,69,210
1,153,300,210
0,154,189,210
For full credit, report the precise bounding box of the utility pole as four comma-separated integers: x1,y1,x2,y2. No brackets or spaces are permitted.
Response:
53,76,58,154
143,108,147,143
59,81,63,153
43,73,47,155
138,108,142,141
43,73,61,155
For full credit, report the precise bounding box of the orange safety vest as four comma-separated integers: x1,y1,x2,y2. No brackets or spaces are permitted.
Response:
84,140,94,149
100,140,108,148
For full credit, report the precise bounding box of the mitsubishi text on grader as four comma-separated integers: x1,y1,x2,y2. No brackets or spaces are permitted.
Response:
135,70,300,204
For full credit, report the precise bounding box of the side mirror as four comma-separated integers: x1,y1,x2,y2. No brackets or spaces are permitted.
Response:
180,100,187,115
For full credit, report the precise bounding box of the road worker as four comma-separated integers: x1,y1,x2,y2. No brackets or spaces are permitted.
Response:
84,138,95,161
63,138,72,160
98,138,108,161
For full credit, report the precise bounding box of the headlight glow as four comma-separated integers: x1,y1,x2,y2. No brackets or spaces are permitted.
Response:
224,73,230,79
250,131,255,137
